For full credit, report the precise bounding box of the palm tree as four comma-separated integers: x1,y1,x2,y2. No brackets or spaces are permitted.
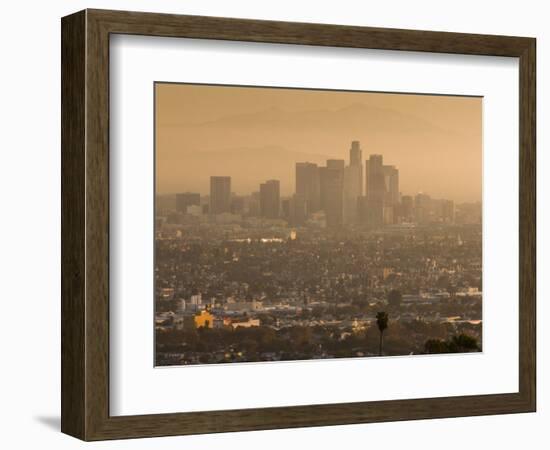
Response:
376,312,389,356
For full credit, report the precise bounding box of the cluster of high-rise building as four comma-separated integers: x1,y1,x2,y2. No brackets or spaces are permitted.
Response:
172,140,461,228
287,141,363,227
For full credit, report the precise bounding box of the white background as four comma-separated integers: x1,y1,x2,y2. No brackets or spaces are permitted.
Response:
110,35,519,416
0,0,547,449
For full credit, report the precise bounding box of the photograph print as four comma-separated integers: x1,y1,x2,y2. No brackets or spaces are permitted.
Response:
154,83,482,366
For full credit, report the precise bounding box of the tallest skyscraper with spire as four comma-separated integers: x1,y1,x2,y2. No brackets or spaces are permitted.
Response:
343,140,364,225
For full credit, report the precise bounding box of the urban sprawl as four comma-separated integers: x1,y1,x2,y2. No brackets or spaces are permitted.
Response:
156,141,482,366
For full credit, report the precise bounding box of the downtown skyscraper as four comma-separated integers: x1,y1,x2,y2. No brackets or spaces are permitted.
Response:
295,162,321,213
323,163,344,228
259,179,281,219
364,154,399,226
343,140,363,224
209,176,231,214
295,141,369,228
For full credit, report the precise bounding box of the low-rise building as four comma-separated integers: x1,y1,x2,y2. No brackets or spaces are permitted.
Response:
194,309,215,328
227,317,261,329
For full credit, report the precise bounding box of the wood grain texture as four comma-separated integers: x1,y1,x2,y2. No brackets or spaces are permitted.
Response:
518,38,536,410
61,10,86,439
61,9,537,441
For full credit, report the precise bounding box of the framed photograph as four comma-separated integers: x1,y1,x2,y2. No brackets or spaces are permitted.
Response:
61,9,536,441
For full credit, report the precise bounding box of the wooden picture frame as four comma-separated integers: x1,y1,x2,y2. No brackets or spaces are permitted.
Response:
61,9,536,441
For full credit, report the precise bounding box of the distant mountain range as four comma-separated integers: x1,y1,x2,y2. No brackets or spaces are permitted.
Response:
165,102,454,135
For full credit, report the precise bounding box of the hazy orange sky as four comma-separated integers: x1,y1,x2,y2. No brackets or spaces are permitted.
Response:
156,83,482,202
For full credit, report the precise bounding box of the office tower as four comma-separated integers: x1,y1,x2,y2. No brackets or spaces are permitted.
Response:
175,192,200,213
290,193,308,226
295,162,320,213
359,197,384,227
382,165,399,225
366,155,385,202
259,179,280,219
320,159,346,228
414,193,432,224
364,155,400,226
439,199,455,224
383,165,399,206
350,140,362,165
319,167,328,210
343,141,363,224
324,166,344,229
349,140,363,196
365,154,386,227
382,204,394,225
401,195,414,222
209,176,231,214
344,166,360,224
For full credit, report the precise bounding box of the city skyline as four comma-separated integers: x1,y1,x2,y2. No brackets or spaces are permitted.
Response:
165,142,463,230
155,83,482,366
163,149,473,203
156,83,482,202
